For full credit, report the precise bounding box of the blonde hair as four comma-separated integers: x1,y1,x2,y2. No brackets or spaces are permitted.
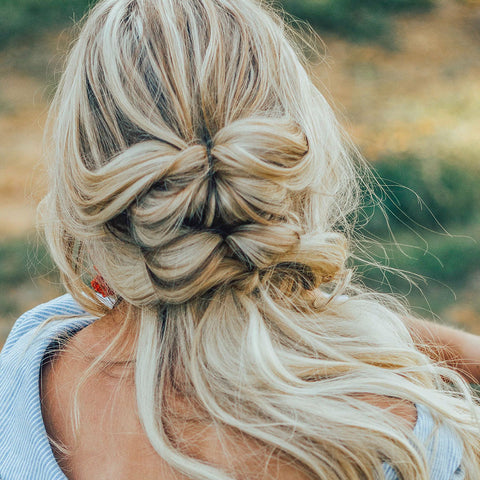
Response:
42,0,480,478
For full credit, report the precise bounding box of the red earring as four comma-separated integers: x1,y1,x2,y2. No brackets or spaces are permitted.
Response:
91,268,115,297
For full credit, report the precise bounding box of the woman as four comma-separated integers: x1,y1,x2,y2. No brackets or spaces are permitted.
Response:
1,0,479,478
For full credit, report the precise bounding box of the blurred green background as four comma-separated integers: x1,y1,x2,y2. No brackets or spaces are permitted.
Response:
1,0,479,343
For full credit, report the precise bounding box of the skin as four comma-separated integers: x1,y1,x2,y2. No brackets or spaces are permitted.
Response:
41,309,314,479
405,316,480,383
40,306,479,479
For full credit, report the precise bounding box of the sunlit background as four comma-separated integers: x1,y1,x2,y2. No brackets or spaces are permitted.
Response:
1,0,479,344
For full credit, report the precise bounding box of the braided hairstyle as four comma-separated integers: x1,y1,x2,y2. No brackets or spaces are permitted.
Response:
45,0,352,313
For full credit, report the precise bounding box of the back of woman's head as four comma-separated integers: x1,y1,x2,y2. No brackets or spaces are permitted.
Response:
42,1,480,479
45,0,355,309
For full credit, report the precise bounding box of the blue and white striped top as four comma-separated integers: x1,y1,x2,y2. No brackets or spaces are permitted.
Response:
0,295,465,479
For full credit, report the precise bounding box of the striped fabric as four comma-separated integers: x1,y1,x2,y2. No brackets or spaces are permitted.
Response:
383,403,465,479
0,295,93,480
0,295,465,479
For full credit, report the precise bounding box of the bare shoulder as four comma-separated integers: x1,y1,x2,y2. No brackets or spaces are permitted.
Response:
40,316,416,479
40,316,172,479
357,394,417,428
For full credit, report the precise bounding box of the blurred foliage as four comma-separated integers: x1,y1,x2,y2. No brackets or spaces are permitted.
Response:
358,154,480,298
0,237,57,316
0,0,436,48
368,155,480,233
277,0,435,43
0,0,94,47
359,226,480,288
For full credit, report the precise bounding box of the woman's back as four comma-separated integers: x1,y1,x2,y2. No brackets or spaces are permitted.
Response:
41,322,310,479
0,295,466,479
41,307,421,479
